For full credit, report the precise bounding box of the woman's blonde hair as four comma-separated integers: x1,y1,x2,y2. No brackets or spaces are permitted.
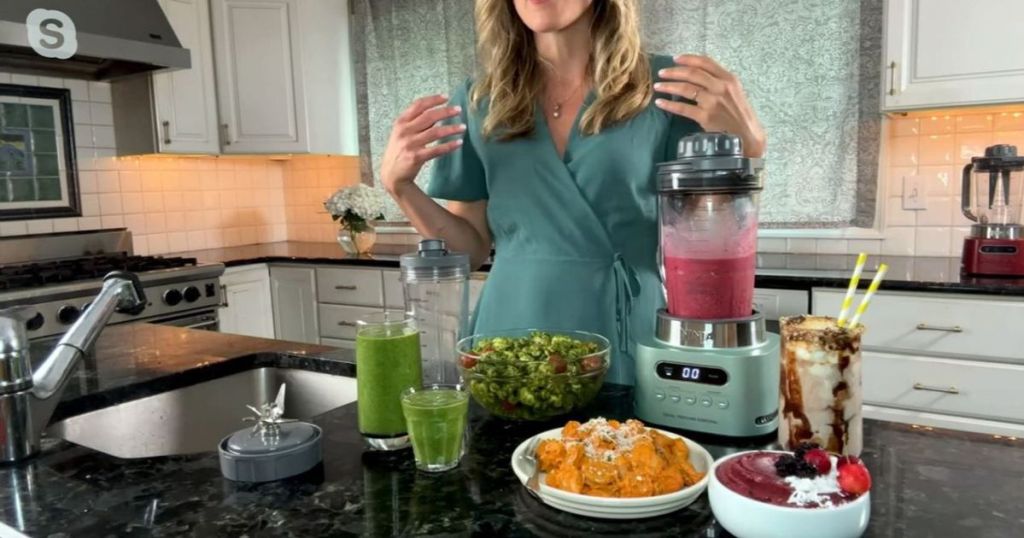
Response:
471,0,651,140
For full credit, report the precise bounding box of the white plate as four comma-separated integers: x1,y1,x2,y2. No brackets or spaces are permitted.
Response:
510,426,713,519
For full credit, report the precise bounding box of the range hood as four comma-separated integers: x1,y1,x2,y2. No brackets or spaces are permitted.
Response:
0,0,190,81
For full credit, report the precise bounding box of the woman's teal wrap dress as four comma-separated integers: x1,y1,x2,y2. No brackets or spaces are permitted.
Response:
427,55,701,385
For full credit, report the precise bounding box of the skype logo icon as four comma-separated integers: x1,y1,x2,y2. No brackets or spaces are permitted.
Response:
26,8,78,60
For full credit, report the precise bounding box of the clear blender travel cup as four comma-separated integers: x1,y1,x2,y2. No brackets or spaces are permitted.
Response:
659,133,761,319
400,240,471,385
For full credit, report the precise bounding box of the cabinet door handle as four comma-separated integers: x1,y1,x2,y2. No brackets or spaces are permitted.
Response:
887,61,897,96
221,123,231,145
913,382,959,395
161,120,171,144
334,285,357,291
915,323,963,333
219,284,229,308
337,321,357,327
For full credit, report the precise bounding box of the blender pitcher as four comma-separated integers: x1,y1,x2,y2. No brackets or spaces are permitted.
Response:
656,132,764,320
400,239,471,385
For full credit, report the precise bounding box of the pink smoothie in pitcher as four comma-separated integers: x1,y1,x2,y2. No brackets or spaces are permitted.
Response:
665,254,756,319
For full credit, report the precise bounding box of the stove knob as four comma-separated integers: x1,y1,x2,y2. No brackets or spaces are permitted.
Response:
163,289,183,306
57,305,81,325
26,312,44,331
183,286,201,303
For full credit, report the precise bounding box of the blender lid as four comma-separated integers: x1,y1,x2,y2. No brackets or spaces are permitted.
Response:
970,144,1024,172
656,132,764,193
400,239,470,280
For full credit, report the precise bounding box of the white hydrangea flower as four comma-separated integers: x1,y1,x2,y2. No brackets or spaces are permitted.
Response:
324,184,386,230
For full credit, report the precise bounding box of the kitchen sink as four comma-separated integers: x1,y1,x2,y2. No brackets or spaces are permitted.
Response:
47,368,357,458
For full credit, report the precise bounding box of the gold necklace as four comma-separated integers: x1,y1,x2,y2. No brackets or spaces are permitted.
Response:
549,77,586,119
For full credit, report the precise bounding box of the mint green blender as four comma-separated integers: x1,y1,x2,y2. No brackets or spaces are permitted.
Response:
634,132,780,438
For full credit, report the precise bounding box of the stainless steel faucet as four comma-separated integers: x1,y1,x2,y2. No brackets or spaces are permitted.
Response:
0,272,146,463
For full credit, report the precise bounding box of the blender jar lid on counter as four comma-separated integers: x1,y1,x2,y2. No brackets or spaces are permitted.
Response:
218,386,322,482
400,239,470,280
657,132,764,193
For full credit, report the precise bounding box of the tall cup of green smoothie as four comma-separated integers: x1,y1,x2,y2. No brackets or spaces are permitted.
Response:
357,312,422,451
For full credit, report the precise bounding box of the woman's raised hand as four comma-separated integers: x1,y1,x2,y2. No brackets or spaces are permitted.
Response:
653,55,766,158
381,95,467,195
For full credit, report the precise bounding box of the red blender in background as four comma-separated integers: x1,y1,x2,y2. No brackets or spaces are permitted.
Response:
960,144,1024,276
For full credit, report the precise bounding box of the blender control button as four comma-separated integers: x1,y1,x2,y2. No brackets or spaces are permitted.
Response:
654,392,666,401
684,396,697,405
700,396,713,407
716,399,730,409
669,395,681,403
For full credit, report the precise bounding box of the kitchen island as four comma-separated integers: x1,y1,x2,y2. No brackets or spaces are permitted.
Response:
1,325,1021,537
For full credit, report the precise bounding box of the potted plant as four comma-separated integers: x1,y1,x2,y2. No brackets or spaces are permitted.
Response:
324,184,386,255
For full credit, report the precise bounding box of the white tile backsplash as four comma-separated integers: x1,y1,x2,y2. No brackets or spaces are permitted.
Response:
915,227,952,256
882,226,916,256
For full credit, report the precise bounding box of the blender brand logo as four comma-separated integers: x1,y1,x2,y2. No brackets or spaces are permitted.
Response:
26,8,78,60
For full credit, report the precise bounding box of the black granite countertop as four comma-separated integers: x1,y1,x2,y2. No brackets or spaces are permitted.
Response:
1,325,1022,536
177,241,1024,297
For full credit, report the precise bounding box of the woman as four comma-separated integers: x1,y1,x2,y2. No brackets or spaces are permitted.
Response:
381,0,765,384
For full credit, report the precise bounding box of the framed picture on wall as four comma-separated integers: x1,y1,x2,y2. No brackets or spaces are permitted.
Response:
0,83,80,221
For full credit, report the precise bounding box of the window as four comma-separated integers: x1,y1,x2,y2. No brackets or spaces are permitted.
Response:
352,0,882,227
0,84,80,220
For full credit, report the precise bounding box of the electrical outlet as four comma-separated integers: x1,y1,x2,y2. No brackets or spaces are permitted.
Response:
903,176,927,210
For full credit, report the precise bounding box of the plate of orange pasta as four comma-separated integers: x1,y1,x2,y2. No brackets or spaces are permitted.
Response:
510,418,713,519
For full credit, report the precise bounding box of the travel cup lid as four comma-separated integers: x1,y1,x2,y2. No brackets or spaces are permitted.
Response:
656,132,764,193
400,239,470,280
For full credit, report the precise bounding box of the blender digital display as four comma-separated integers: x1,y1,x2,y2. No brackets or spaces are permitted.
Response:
655,362,728,385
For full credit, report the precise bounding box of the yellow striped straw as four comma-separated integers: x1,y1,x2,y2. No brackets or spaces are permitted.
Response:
836,253,869,327
848,263,889,329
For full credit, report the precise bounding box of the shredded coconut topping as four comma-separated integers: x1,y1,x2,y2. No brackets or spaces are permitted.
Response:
783,456,843,507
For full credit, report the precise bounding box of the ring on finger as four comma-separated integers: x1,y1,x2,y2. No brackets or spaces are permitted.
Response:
691,89,701,102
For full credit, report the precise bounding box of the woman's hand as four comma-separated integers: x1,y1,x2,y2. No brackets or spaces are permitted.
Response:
653,55,766,158
381,94,467,197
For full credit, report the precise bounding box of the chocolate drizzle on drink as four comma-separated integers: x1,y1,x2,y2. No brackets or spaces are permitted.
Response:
779,316,863,455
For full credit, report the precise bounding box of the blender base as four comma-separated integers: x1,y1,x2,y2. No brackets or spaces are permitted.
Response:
634,332,780,438
962,237,1024,276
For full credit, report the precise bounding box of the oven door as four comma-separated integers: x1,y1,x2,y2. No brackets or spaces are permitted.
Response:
146,309,219,331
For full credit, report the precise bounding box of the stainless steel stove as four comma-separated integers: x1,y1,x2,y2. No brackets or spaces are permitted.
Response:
0,229,225,340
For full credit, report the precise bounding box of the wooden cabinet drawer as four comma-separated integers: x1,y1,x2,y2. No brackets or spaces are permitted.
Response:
812,289,1024,361
320,337,355,350
318,304,381,340
863,351,1024,423
316,268,383,307
383,269,405,310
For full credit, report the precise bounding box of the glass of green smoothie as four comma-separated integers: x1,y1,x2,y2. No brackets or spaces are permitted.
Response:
400,384,470,472
357,312,422,451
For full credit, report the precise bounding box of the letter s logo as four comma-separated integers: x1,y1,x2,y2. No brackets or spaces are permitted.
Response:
26,9,78,60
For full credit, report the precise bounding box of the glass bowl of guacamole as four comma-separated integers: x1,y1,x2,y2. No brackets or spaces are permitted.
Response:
456,330,610,421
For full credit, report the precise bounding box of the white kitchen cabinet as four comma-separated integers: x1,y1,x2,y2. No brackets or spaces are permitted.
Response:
383,269,405,310
112,0,220,155
218,265,274,338
812,287,1024,436
812,288,1024,362
270,265,319,343
210,0,358,154
882,0,1024,110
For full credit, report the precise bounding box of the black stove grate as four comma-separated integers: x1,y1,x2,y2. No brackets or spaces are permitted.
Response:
0,253,198,291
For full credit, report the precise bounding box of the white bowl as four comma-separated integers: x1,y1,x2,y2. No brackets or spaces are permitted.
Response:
708,450,871,538
510,427,713,519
